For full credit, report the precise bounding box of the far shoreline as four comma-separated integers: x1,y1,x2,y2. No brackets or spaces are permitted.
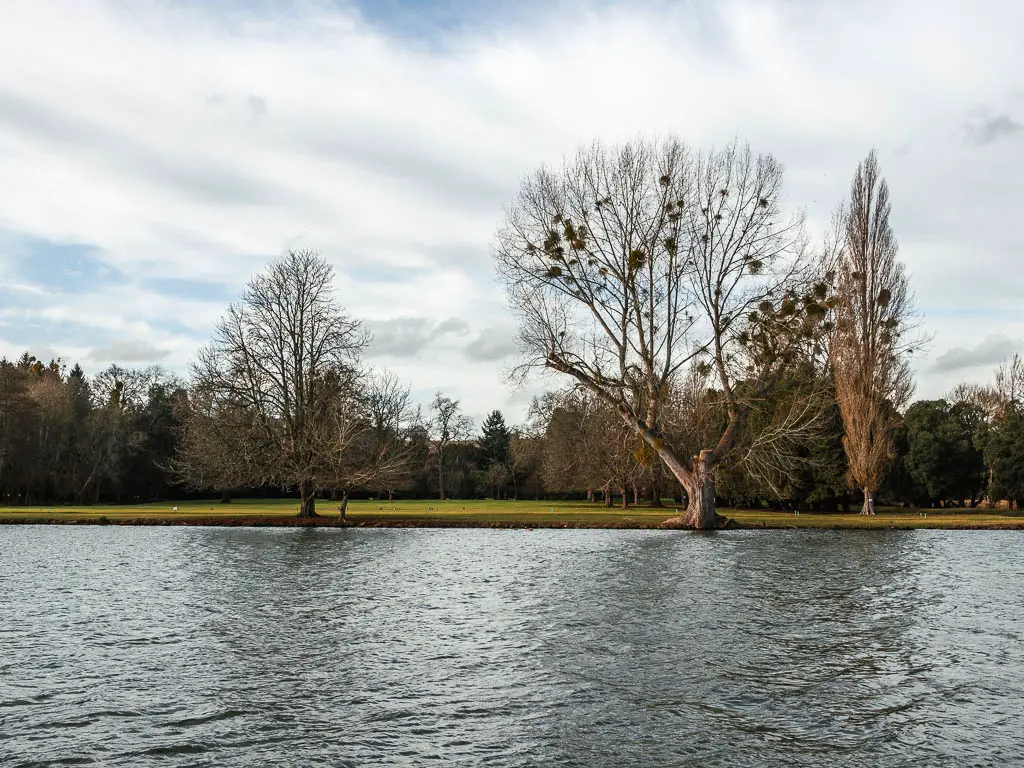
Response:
2,511,1023,531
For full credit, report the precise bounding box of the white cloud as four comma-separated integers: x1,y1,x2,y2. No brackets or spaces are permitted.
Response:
367,316,471,358
933,335,1023,373
0,0,1022,419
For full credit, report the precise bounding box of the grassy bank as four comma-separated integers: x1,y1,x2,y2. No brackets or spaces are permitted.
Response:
0,498,1022,529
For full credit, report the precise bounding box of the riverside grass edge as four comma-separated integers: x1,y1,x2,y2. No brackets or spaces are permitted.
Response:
1,499,1022,530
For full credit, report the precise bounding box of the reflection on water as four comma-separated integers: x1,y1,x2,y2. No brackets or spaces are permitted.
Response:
1,527,1022,766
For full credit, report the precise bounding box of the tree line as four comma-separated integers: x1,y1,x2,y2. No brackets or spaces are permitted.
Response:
0,346,517,508
518,356,1024,512
1,344,1021,514
2,136,1020,523
0,357,184,505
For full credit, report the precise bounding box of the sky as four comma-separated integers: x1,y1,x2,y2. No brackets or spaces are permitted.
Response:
1,0,1022,426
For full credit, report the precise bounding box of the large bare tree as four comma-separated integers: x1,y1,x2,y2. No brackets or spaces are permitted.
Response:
830,151,916,515
180,249,373,518
495,137,823,528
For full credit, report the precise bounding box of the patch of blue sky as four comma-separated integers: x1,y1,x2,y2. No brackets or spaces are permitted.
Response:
0,232,128,295
349,0,517,37
0,281,49,311
139,277,237,304
161,319,208,340
168,0,549,44
0,316,114,351
350,0,725,51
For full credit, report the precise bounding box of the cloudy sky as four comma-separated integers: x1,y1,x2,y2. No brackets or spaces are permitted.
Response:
1,0,1022,425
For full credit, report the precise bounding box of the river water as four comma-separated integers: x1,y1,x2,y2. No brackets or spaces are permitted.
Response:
1,527,1022,766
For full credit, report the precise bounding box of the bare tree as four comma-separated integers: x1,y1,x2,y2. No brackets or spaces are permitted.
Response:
537,389,607,502
93,365,172,410
174,393,254,501
180,249,372,518
536,387,652,507
365,370,420,501
430,392,472,500
495,137,822,528
532,391,590,495
948,381,1002,423
993,354,1024,409
508,427,544,500
830,151,917,515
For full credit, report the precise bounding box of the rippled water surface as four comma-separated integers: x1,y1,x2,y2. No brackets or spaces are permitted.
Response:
2,527,1023,766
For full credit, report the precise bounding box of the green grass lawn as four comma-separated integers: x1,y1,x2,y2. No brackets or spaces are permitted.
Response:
0,498,1021,529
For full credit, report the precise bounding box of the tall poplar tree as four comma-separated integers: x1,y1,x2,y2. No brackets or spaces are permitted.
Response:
831,151,917,515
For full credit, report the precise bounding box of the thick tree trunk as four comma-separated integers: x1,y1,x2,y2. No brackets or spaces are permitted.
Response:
338,490,350,520
587,488,594,503
298,480,317,518
603,483,613,508
620,487,629,509
633,486,640,506
860,487,875,515
220,489,232,504
660,450,726,529
644,437,725,528
683,451,722,528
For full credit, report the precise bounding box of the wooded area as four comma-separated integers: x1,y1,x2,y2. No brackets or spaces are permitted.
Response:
1,347,1022,513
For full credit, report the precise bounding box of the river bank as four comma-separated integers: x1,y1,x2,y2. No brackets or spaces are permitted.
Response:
1,499,1022,529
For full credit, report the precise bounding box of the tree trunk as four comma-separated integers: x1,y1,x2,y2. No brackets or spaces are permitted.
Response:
603,483,613,508
587,488,594,503
655,449,725,529
298,480,317,518
633,486,640,505
682,450,722,528
860,487,875,515
620,487,629,509
438,450,445,501
338,490,350,519
220,489,232,504
650,489,664,507
645,436,726,528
